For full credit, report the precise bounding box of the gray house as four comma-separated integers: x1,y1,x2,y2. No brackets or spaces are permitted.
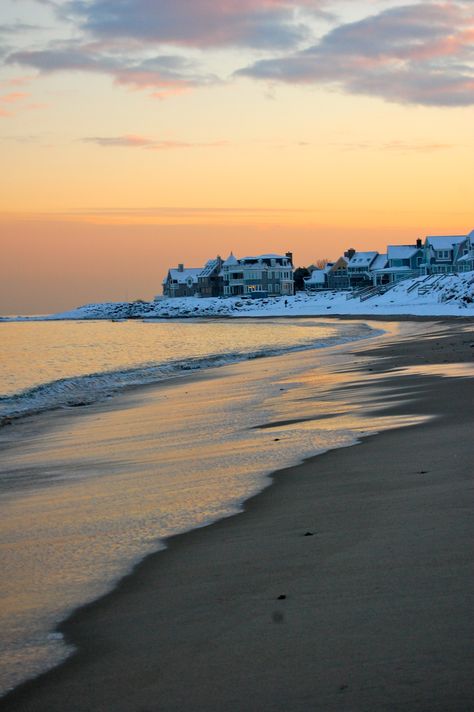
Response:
221,252,294,297
347,251,379,288
456,230,474,272
423,235,466,274
162,264,202,298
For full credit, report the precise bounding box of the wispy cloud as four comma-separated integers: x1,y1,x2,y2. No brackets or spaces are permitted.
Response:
238,1,474,106
81,134,229,150
7,44,217,94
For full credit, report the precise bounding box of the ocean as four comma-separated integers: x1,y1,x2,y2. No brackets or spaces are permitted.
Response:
0,317,414,696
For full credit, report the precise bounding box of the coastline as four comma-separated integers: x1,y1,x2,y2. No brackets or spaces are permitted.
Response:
1,318,473,711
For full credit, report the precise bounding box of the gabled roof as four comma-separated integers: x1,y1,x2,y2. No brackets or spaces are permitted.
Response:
387,245,420,260
347,251,378,268
165,268,202,285
425,235,466,249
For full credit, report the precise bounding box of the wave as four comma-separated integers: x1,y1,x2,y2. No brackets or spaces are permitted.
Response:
0,326,379,425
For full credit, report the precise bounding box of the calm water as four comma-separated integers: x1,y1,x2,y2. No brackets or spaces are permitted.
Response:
1,318,420,696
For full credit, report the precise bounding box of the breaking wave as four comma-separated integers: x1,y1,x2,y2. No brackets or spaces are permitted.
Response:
0,327,379,424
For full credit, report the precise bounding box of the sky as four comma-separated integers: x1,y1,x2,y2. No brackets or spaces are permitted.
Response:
0,0,473,314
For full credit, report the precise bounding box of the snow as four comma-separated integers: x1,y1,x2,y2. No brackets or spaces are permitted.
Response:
347,251,378,268
371,254,388,270
425,235,466,249
165,268,202,284
304,269,326,284
387,245,419,260
7,271,473,322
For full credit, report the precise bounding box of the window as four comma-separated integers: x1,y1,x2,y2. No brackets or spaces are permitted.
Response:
436,250,450,260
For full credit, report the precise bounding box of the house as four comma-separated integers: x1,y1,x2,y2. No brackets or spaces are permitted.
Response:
423,235,467,274
304,268,326,291
455,230,474,272
221,252,294,297
197,256,223,297
326,256,350,290
162,264,202,298
371,241,424,283
347,251,379,288
368,253,389,285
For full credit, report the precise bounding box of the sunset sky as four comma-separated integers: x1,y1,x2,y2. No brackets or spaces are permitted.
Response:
1,0,473,314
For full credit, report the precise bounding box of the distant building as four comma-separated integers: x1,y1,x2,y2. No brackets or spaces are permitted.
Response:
326,256,350,289
456,230,474,272
304,268,326,291
162,264,202,298
197,257,223,297
221,252,294,297
347,251,379,288
423,235,466,274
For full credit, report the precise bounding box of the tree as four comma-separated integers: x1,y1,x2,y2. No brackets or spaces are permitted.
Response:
315,258,330,270
293,266,311,291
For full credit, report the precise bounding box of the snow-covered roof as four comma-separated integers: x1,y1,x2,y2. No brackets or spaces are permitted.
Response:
200,258,220,277
166,268,202,285
223,252,238,266
347,251,378,268
387,245,420,260
457,252,474,263
304,269,326,284
371,254,388,271
258,253,288,259
425,235,466,249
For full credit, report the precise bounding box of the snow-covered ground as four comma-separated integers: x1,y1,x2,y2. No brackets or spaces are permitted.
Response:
6,271,474,321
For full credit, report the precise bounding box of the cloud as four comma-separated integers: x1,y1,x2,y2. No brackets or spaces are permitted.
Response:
81,134,228,150
237,1,474,106
62,0,329,49
7,44,216,93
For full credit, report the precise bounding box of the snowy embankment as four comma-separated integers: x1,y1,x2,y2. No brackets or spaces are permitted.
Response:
7,271,474,321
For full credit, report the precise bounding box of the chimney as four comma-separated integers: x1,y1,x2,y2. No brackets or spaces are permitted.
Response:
416,238,422,248
344,248,356,260
285,251,293,265
178,263,184,272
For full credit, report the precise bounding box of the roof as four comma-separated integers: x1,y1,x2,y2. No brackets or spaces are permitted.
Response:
371,254,388,270
223,252,238,266
347,251,378,268
457,252,474,263
166,268,202,285
425,235,466,249
199,258,220,277
304,269,326,284
387,245,420,260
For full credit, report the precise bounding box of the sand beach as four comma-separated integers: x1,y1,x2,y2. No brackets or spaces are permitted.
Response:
1,318,473,712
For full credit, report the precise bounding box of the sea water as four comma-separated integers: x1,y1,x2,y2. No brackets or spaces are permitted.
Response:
0,318,412,696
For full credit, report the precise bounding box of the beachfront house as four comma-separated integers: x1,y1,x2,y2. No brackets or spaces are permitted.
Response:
455,230,474,272
422,235,466,274
162,264,202,298
221,252,294,297
326,256,350,290
347,251,379,288
370,241,424,283
304,268,327,291
197,256,223,297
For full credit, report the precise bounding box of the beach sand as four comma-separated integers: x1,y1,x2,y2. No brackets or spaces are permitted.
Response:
1,319,473,711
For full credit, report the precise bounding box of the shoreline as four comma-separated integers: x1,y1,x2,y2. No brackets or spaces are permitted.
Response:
1,319,473,711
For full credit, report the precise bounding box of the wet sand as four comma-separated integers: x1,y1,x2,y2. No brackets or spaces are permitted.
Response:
1,319,473,711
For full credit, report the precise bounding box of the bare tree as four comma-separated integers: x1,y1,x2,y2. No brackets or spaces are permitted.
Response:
315,258,330,270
